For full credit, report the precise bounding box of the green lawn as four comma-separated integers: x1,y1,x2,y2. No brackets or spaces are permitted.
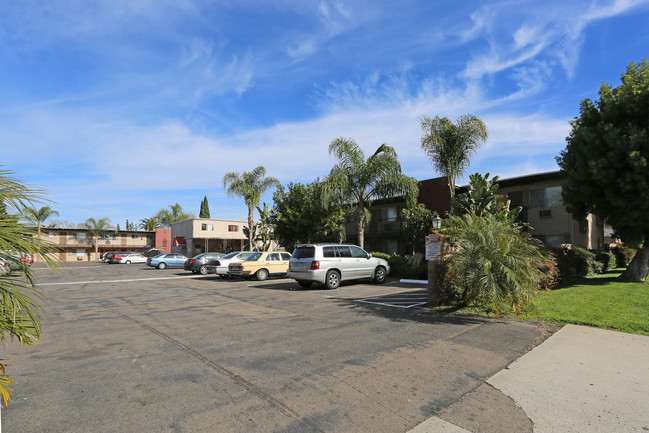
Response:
520,269,649,336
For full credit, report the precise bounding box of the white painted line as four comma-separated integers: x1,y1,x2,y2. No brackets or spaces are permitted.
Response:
355,300,428,309
39,275,202,286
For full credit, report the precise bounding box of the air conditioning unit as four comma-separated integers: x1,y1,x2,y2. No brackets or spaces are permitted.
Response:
539,209,552,218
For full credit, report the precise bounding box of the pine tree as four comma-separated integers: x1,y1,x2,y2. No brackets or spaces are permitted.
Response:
199,196,211,218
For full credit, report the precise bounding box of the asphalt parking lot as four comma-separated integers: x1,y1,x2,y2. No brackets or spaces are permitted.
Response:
3,263,552,433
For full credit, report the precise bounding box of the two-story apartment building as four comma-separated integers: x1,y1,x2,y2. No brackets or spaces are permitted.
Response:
40,228,156,261
170,218,248,256
343,171,603,254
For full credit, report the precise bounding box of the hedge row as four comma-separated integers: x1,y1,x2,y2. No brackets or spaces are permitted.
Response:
374,245,637,286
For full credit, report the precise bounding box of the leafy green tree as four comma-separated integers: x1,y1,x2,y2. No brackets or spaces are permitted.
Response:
557,59,649,281
22,205,59,235
401,203,439,254
420,114,488,207
153,203,194,228
139,217,159,231
223,166,280,251
440,212,545,314
255,203,273,252
0,167,58,408
81,217,113,261
271,180,347,250
326,137,418,249
199,196,210,219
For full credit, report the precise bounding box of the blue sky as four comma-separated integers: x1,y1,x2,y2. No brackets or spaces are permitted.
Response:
2,0,649,227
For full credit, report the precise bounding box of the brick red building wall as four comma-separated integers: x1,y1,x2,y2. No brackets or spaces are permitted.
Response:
155,228,172,253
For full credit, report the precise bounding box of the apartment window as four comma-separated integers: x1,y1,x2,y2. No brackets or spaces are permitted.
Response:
534,234,567,245
75,248,88,256
74,233,89,242
530,186,563,208
202,223,214,231
380,207,397,221
103,233,115,240
228,225,238,232
47,231,55,237
131,234,140,239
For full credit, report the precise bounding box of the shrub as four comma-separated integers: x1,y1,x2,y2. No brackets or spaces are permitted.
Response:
552,247,601,280
595,251,617,272
611,246,637,267
440,213,545,314
369,252,390,261
537,252,559,290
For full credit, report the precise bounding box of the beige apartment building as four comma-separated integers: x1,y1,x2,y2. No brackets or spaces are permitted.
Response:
497,171,603,249
170,218,248,256
40,228,156,261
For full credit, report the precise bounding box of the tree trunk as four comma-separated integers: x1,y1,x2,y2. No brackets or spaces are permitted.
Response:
356,205,365,249
620,245,649,281
247,206,254,251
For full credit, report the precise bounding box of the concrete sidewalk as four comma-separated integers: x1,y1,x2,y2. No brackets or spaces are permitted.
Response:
409,324,649,432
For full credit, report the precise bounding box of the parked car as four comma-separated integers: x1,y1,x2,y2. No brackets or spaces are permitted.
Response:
146,253,187,269
206,251,256,278
102,252,115,263
287,244,389,289
110,251,133,264
115,253,147,264
228,251,292,281
183,252,225,275
0,251,32,272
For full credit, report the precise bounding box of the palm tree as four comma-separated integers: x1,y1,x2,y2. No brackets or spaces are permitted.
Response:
153,203,194,228
23,205,59,235
81,217,113,261
326,137,418,249
139,217,160,231
420,114,488,208
223,166,280,251
0,167,58,409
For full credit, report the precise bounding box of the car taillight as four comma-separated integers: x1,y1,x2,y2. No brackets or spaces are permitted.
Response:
190,259,195,264
310,260,320,270
215,261,221,266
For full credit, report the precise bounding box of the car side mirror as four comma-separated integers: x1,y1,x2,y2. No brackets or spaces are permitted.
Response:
367,253,372,259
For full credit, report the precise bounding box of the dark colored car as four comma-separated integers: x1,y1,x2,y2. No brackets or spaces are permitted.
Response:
183,252,225,275
102,252,115,263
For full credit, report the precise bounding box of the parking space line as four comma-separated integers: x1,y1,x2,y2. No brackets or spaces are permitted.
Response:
39,275,203,286
354,290,429,309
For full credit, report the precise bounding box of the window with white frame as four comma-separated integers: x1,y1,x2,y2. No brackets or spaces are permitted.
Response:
202,223,214,231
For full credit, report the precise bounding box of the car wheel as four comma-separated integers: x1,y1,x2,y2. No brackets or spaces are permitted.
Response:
125,260,131,265
297,280,313,288
199,265,208,275
157,262,167,270
373,267,387,284
255,268,269,281
325,270,340,290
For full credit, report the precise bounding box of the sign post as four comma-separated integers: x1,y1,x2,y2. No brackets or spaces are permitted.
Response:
425,233,442,306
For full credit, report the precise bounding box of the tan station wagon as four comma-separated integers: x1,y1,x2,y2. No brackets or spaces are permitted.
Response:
228,251,292,281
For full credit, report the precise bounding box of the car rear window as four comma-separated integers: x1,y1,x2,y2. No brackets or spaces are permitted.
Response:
292,247,315,259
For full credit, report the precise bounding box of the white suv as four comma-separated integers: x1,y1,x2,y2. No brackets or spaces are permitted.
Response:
287,244,390,289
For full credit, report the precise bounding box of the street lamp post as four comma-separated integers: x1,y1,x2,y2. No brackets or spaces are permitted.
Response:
427,216,443,306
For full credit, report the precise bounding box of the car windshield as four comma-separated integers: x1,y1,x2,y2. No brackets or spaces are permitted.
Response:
192,254,206,259
292,247,315,259
222,252,241,259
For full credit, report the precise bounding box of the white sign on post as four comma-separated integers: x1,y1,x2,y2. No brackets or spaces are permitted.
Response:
425,234,442,261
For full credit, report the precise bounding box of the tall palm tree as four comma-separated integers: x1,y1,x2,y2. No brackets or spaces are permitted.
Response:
153,203,194,228
23,205,59,235
81,217,113,261
326,137,418,249
0,167,58,409
139,217,160,231
420,114,488,208
223,166,280,251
